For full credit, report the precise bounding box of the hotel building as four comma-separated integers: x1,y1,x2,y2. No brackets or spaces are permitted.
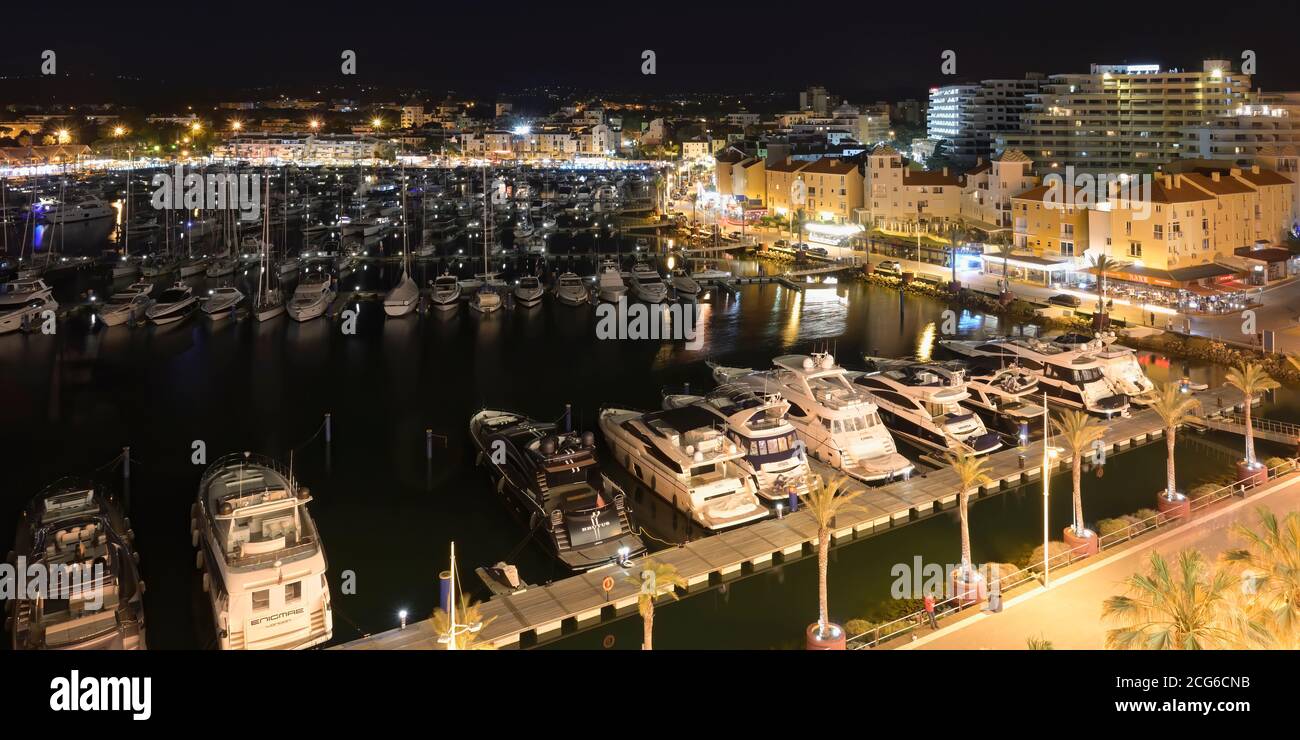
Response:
999,60,1253,174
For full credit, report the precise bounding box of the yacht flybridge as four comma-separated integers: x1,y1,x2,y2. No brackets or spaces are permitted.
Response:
470,410,646,571
662,383,812,502
599,405,768,531
8,478,146,650
711,353,914,483
851,358,1002,456
940,337,1130,417
191,453,332,650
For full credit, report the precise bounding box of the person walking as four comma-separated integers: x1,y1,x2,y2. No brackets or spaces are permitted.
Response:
922,593,938,630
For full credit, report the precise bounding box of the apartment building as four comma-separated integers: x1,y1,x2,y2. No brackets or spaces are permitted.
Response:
961,148,1040,228
1179,98,1300,223
765,159,808,215
799,157,863,223
862,145,961,230
927,84,979,162
999,60,1253,174
1012,167,1294,274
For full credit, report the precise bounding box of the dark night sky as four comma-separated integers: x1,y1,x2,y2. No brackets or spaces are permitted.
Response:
3,0,1299,104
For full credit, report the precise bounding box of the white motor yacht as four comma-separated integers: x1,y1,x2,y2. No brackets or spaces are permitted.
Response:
851,359,1003,456
0,278,53,307
597,259,627,303
145,282,198,325
1048,332,1158,405
553,272,589,305
429,274,462,311
0,292,58,334
203,286,245,320
711,353,914,483
513,276,544,307
662,384,812,503
287,273,335,322
628,262,668,302
599,405,768,530
470,285,502,313
191,453,333,650
670,267,700,297
940,337,1131,418
97,291,151,327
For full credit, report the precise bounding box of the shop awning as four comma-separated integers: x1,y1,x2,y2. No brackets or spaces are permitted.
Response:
1085,262,1239,287
1234,246,1292,263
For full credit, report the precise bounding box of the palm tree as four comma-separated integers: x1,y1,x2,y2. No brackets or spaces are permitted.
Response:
1223,362,1280,467
943,448,993,580
1088,253,1118,316
431,594,496,650
1053,409,1107,538
1103,549,1238,649
1149,381,1201,501
1221,507,1300,648
799,476,862,633
625,559,686,650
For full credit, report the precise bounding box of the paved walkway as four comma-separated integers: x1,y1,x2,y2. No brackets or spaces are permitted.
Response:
900,472,1300,650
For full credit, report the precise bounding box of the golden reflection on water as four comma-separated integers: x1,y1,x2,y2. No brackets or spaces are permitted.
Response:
916,321,936,362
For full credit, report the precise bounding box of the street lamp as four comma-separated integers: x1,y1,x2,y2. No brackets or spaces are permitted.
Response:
230,120,243,132
309,119,321,131
1041,390,1062,586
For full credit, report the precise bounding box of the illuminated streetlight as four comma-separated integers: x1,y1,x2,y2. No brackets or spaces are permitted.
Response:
112,126,125,137
309,119,321,130
191,121,202,133
230,120,243,131
56,129,70,144
371,117,383,129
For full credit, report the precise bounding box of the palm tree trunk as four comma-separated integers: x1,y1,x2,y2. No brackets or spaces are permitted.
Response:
1244,396,1256,464
643,604,653,650
1072,456,1083,535
959,490,971,575
1165,427,1177,498
817,525,829,629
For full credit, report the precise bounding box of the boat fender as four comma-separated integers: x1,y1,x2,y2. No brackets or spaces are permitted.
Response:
202,573,209,593
195,549,204,570
581,431,595,448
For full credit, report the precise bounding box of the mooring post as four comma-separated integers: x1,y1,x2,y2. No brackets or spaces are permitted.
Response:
324,413,332,444
122,446,131,481
426,428,434,461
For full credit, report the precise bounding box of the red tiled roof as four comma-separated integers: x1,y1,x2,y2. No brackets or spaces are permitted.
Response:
801,157,857,175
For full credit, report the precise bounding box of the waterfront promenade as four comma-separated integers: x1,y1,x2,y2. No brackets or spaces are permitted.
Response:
902,468,1300,650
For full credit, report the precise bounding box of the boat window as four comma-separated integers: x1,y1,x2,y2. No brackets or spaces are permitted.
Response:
285,581,301,604
821,418,832,431
787,402,807,418
252,589,270,610
1074,368,1103,383
758,439,768,455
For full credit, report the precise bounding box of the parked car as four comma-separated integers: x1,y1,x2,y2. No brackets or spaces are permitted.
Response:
875,260,902,275
1047,293,1082,308
806,246,828,257
774,239,789,249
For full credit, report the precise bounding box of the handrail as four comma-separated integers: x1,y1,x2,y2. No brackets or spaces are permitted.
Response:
846,457,1297,649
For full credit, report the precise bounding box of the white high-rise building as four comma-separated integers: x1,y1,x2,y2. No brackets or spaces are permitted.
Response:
999,60,1252,174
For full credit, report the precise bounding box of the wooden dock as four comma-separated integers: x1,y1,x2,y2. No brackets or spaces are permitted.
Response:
337,384,1253,651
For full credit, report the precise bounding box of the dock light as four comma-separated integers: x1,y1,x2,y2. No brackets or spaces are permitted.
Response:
113,126,125,137
231,120,242,131
309,119,321,130
776,502,784,520
617,546,631,567
191,122,201,133
399,609,408,629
